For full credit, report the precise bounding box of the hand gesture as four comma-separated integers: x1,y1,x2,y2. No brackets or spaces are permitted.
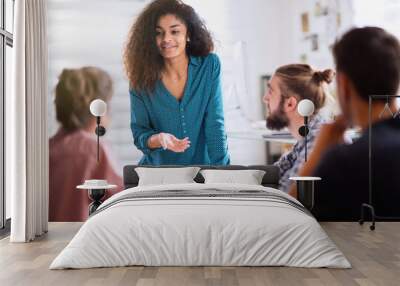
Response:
158,133,190,153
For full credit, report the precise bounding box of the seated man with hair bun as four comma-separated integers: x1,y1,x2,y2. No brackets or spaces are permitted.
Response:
263,64,334,193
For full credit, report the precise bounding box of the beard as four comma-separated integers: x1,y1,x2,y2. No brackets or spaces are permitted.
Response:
266,102,289,130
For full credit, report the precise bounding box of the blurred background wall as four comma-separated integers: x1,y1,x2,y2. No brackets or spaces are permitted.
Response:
47,0,400,172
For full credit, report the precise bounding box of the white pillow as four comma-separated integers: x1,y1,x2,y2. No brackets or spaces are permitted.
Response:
135,167,200,186
200,169,266,185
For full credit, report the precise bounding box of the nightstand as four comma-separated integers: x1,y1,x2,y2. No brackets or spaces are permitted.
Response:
289,176,321,211
77,180,117,215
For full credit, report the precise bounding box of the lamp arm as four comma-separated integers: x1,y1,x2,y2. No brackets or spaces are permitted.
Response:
305,127,308,162
90,99,108,163
97,117,100,163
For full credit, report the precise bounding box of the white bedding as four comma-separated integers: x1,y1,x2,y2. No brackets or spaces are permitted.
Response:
50,183,350,269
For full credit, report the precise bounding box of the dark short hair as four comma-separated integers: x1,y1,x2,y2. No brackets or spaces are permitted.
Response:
333,27,400,101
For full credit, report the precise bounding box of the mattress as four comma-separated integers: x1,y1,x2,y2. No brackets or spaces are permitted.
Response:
50,183,350,269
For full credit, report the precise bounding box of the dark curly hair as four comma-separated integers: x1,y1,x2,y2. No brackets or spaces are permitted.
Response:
123,0,214,92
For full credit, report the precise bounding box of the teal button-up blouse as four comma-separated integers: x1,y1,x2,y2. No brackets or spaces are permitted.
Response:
130,53,230,166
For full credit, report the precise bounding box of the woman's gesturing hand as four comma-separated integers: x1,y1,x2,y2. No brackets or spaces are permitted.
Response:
157,132,190,152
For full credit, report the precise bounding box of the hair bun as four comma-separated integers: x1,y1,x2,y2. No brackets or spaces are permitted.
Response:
313,69,335,84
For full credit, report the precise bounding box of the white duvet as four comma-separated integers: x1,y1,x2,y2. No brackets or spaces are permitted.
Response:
50,183,350,269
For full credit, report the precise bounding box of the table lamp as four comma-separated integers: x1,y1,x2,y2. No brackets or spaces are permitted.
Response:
291,99,319,211
89,99,107,162
297,99,315,162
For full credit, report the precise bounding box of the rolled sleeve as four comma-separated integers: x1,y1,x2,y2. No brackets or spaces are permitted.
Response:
130,90,160,155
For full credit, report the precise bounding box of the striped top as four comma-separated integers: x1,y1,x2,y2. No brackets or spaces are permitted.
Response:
274,115,325,193
129,53,230,166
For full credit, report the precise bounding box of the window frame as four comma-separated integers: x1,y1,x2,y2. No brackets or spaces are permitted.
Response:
0,0,14,232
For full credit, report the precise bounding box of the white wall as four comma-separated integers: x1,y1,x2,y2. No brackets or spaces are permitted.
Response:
353,0,400,38
281,0,355,119
286,0,354,69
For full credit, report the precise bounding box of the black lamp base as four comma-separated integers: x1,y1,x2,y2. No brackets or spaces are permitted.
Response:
296,180,315,211
94,117,106,162
298,125,309,137
95,126,106,136
88,189,106,215
290,176,321,211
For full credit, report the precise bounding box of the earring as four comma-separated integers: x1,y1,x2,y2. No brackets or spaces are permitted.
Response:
187,38,190,42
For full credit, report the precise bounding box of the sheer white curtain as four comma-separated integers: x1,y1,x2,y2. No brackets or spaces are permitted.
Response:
8,0,48,242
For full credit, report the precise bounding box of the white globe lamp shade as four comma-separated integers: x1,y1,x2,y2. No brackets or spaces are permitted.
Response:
297,99,315,117
90,99,107,117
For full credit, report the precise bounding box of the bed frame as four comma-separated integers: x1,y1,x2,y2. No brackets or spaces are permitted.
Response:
123,165,280,189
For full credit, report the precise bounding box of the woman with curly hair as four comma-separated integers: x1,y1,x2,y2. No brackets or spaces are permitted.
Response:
124,0,230,165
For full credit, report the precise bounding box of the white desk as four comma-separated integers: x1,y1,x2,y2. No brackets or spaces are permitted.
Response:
227,130,296,144
227,128,295,164
227,126,361,165
227,128,361,145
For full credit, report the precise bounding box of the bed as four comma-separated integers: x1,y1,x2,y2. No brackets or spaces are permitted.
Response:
50,165,350,269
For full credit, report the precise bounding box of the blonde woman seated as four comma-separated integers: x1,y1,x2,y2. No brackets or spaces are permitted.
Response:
49,67,123,222
263,64,334,193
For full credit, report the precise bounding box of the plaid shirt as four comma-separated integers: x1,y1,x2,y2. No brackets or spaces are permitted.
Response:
274,115,325,193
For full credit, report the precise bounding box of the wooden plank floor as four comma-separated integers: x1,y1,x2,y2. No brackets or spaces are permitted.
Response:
0,222,399,286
